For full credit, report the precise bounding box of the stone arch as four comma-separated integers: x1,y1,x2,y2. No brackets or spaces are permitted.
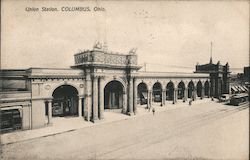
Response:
52,85,79,117
137,82,148,105
152,82,162,102
204,80,210,97
103,77,126,93
188,81,195,98
197,81,203,97
104,80,125,109
49,81,81,97
166,81,174,101
177,81,185,100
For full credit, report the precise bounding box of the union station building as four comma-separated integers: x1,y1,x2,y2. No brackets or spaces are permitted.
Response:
0,43,230,133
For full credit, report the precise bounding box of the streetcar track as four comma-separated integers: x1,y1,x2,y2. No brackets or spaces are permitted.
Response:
96,104,248,159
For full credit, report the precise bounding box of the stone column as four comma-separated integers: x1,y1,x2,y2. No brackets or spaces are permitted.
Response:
98,77,104,120
201,87,205,99
161,89,166,106
147,90,150,108
78,96,83,117
84,74,92,121
193,87,197,100
149,90,152,107
48,100,52,125
208,84,210,98
128,77,134,115
133,78,137,114
122,91,127,114
184,88,188,102
173,88,177,104
92,76,98,122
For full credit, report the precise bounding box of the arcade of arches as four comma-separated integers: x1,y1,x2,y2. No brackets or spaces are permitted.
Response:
45,79,211,125
137,80,211,107
0,47,224,132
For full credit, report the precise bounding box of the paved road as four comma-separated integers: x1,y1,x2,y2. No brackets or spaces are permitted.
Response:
1,101,249,160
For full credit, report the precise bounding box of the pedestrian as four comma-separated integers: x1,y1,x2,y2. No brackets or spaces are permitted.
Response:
189,99,192,106
152,108,155,115
148,106,151,112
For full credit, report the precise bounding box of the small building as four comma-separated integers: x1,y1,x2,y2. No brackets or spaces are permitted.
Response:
195,57,230,98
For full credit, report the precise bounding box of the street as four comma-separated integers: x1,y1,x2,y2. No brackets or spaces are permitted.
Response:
1,101,249,160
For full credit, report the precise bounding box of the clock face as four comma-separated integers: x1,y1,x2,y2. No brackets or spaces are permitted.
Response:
45,85,51,90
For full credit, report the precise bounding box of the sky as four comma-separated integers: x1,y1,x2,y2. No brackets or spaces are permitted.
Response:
1,0,249,73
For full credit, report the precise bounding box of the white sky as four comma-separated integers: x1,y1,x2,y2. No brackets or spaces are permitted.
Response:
1,0,249,73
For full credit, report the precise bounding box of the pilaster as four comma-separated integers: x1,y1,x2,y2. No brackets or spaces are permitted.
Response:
147,90,150,108
161,89,166,106
84,74,92,121
128,77,134,116
98,77,104,119
78,95,84,117
133,78,137,114
47,100,52,125
91,76,99,122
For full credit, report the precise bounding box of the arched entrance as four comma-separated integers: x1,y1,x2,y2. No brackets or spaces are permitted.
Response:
52,85,78,117
204,81,209,97
152,82,162,102
188,81,194,98
137,82,148,105
104,81,124,109
166,82,174,100
177,81,185,100
197,81,202,97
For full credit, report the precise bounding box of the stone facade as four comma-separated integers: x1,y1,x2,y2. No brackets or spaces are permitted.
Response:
195,58,230,98
1,46,211,132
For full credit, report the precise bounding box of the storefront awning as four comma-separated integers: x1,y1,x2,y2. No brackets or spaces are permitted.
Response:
231,86,239,92
238,85,246,92
243,86,249,91
235,86,242,92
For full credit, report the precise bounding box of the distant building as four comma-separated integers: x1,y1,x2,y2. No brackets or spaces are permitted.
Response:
243,66,250,86
195,57,230,98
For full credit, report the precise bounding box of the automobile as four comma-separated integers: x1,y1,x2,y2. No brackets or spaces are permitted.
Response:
219,94,231,102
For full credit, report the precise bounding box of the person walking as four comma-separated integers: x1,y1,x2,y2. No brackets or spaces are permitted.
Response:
148,106,151,112
152,108,155,115
189,99,192,106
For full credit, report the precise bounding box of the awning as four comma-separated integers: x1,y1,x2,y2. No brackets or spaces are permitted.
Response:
243,86,249,91
235,85,243,92
239,85,246,92
231,86,239,92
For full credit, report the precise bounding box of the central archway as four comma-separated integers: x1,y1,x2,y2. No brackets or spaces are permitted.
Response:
52,85,79,117
104,80,124,109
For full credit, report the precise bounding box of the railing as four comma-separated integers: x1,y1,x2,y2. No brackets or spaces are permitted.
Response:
74,50,138,66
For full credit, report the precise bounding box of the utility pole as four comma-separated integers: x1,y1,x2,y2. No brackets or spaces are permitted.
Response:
210,42,213,64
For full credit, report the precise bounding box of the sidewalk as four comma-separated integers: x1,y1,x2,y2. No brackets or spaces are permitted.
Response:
0,98,213,145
